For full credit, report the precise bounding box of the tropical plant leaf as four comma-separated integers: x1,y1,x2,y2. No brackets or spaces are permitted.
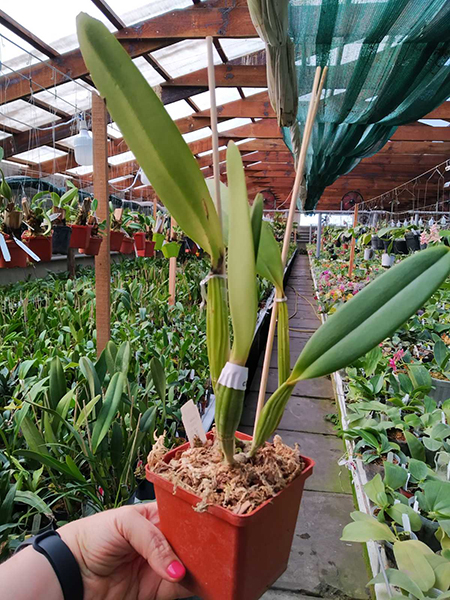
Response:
150,358,166,403
91,373,125,453
289,247,450,382
250,194,263,261
48,357,66,410
256,221,284,291
393,540,435,592
20,416,51,457
368,569,425,599
79,356,102,399
77,13,223,265
341,518,396,543
15,491,52,515
19,450,85,482
115,341,131,375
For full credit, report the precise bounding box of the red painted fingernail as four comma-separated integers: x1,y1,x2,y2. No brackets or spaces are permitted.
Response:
167,560,185,579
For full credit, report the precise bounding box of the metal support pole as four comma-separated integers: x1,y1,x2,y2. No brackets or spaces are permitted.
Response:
309,224,312,244
316,212,322,258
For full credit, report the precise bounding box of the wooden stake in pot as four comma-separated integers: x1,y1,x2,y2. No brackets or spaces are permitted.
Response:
92,92,111,355
168,216,176,306
253,66,328,433
348,203,359,278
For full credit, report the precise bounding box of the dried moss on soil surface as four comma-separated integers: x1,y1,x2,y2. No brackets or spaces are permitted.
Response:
148,432,304,515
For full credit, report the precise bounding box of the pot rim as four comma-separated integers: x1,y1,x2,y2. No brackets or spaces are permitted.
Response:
146,431,314,526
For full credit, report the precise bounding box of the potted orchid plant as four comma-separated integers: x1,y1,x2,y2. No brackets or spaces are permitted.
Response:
77,13,450,600
0,161,27,268
21,193,53,262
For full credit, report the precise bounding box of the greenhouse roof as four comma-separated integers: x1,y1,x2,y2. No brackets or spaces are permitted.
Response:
0,0,449,210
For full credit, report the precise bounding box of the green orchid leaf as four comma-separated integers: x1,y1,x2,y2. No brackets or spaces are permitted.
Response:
341,518,396,543
227,141,257,365
48,357,67,411
14,491,52,515
205,178,229,246
77,13,223,266
150,357,166,403
289,246,450,382
405,431,426,462
393,540,435,592
250,194,263,261
256,220,284,291
384,461,408,491
91,372,125,453
386,503,422,532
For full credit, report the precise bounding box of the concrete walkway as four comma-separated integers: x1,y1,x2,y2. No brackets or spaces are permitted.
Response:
240,254,370,600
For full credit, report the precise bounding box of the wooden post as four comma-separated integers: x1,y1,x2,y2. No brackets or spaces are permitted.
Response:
168,217,176,306
348,204,359,278
316,212,322,258
153,197,157,220
92,92,110,356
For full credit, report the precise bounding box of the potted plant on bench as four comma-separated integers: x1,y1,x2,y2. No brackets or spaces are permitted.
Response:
21,193,53,262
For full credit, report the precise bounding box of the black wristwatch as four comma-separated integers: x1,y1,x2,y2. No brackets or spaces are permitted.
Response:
15,529,84,600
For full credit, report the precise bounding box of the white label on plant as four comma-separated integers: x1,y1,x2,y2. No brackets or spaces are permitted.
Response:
394,499,401,504
413,499,420,513
218,362,248,390
0,233,10,262
447,461,450,481
402,513,412,534
387,452,394,463
404,473,411,490
181,400,207,447
442,411,446,424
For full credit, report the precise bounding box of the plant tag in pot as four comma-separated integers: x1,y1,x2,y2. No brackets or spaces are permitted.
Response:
0,233,11,262
401,513,412,534
181,400,207,447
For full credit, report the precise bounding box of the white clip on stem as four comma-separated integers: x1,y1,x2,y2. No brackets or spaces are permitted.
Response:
199,272,227,309
218,362,248,391
274,296,288,303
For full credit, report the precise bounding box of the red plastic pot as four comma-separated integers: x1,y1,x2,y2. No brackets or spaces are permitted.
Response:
79,236,103,256
120,236,135,254
0,238,28,269
146,431,314,600
110,230,125,252
134,231,146,251
22,235,52,262
137,240,155,258
70,225,92,249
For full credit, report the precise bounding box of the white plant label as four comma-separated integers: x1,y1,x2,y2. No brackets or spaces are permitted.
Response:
217,362,248,390
387,452,394,463
413,499,420,513
181,400,207,447
402,513,412,534
404,473,411,491
442,411,447,424
447,461,450,481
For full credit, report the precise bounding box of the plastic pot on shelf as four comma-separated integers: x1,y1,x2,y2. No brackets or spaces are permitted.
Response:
110,230,125,252
137,240,155,258
146,431,314,600
152,232,164,251
70,224,92,249
429,376,450,405
22,235,52,262
371,235,384,250
0,238,28,269
52,226,72,255
162,241,181,259
79,236,103,256
134,231,146,251
120,236,135,254
405,232,420,252
363,248,373,260
381,253,394,268
392,238,408,255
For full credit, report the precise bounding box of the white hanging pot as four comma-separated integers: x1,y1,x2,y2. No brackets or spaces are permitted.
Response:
364,248,373,260
382,253,393,268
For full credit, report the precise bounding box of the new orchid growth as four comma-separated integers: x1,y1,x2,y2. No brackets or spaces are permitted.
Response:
77,13,450,465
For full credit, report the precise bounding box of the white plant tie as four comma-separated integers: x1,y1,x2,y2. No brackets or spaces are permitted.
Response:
274,296,288,303
199,272,227,309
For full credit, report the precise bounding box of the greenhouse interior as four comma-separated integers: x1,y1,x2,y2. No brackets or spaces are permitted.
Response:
1,1,450,599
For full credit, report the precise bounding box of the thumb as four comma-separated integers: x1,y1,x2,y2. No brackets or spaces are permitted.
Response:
115,506,186,583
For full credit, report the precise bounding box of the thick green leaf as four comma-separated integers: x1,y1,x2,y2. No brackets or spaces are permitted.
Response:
289,246,450,382
140,406,157,436
75,394,102,428
0,484,16,524
55,390,74,422
250,194,263,261
48,357,66,410
150,358,166,403
393,540,435,592
384,461,408,491
368,569,425,599
91,373,125,453
386,504,422,532
409,364,432,393
409,459,429,482
435,340,449,370
110,422,123,472
205,178,229,246
227,141,257,365
77,13,223,265
105,340,117,375
364,474,389,508
405,431,426,462
19,450,85,482
79,357,102,398
115,341,131,375
21,416,51,457
15,491,52,515
256,221,284,291
424,554,450,592
341,518,396,543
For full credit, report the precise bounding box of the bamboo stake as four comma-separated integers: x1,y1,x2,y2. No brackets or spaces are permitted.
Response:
253,66,328,433
206,36,222,232
168,216,176,306
153,196,157,220
348,203,359,278
92,92,111,355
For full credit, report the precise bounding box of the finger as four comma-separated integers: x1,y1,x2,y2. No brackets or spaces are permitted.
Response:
114,507,186,583
133,502,160,525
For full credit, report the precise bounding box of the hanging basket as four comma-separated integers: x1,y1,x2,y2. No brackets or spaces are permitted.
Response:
0,238,28,269
146,431,314,600
22,235,53,262
134,231,146,251
162,241,181,259
70,224,92,249
152,232,165,251
79,236,103,256
120,236,134,254
110,230,125,252
137,240,155,258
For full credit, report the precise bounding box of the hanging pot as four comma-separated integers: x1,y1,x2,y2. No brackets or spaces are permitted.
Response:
137,240,155,258
134,231,146,251
381,253,394,268
52,225,72,255
0,238,28,269
120,236,134,254
146,431,314,600
371,235,384,250
392,239,408,255
363,248,373,260
162,241,181,259
70,224,92,249
110,230,125,252
22,235,52,262
153,232,165,251
79,236,103,256
405,232,420,252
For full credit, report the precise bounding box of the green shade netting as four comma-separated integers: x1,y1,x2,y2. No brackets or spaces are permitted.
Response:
248,0,450,211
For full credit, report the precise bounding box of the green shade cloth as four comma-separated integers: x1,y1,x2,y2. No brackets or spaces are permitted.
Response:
250,0,450,211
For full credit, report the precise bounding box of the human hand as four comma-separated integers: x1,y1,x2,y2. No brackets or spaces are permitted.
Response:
59,503,190,600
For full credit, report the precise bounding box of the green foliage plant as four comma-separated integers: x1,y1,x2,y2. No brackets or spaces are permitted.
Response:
77,13,450,466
